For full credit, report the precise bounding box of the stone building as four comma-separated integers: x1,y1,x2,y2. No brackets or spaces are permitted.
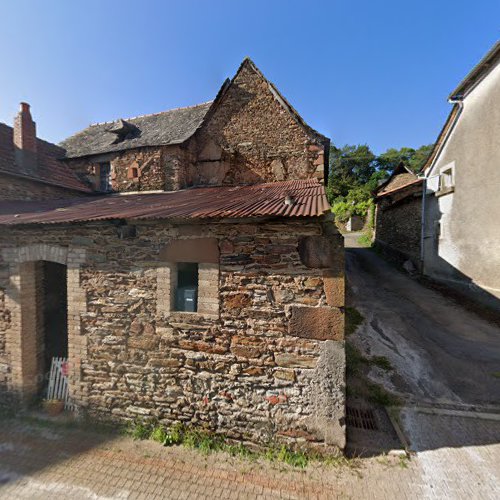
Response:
374,163,423,266
0,58,346,450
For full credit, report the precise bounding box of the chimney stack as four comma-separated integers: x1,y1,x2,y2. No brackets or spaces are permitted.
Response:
14,102,37,170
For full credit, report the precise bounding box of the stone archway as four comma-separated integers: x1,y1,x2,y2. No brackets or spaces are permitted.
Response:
2,245,87,405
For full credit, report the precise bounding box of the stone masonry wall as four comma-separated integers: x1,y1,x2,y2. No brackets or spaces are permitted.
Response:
0,175,85,201
186,61,326,186
65,146,180,193
375,188,422,264
0,217,345,450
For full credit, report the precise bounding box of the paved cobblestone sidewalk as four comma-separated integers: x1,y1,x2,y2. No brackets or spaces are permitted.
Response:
0,415,499,499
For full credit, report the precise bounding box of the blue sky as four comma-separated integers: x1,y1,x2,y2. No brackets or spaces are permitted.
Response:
0,0,498,154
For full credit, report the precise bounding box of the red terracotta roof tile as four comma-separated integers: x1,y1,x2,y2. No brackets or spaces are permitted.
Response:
0,123,91,193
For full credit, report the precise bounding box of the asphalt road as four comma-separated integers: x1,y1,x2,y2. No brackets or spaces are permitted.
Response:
344,233,500,407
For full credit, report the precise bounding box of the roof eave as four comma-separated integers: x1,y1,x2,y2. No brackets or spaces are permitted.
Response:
375,179,423,199
448,41,500,100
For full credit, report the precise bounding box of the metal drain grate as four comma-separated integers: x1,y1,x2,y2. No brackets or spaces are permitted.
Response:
346,406,378,430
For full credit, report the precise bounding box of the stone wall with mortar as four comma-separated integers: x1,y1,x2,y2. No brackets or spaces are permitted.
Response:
64,146,184,193
375,183,423,265
185,61,326,186
0,217,345,450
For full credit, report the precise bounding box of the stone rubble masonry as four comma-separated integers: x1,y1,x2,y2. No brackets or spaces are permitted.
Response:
65,146,174,193
0,217,345,450
185,61,326,187
375,176,423,265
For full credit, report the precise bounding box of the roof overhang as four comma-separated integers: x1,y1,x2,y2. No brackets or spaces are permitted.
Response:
0,179,330,226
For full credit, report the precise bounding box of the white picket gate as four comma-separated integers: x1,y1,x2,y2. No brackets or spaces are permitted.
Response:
47,357,74,411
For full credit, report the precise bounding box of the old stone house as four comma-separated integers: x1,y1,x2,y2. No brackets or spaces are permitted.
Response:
374,163,423,266
0,58,346,450
422,41,500,307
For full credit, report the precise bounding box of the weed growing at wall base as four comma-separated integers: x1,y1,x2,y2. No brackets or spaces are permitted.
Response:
126,419,356,469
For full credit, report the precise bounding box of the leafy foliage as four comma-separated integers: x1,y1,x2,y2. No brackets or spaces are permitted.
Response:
357,233,372,247
327,144,376,200
327,142,433,224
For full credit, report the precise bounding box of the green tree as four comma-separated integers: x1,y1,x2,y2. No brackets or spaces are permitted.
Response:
376,144,434,174
376,147,415,173
326,142,434,225
327,144,376,201
408,144,434,173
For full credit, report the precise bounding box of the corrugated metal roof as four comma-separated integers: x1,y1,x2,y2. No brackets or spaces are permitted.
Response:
0,179,330,225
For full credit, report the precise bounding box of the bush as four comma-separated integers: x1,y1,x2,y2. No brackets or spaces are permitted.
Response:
331,187,373,225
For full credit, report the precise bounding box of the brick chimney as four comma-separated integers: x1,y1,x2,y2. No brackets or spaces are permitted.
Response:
14,102,37,171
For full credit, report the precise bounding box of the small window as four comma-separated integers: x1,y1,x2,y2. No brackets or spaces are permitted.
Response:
439,168,454,192
128,166,139,180
175,263,198,312
99,162,112,192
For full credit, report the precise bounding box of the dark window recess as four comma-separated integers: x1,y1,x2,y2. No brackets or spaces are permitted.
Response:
175,263,198,312
99,162,112,192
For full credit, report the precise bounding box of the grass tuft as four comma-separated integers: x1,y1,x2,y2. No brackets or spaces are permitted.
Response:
366,382,401,407
128,420,152,440
149,426,168,444
345,342,366,376
357,233,373,248
125,419,356,469
345,307,364,336
371,356,393,371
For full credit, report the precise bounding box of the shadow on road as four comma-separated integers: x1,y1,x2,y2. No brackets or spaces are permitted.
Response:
343,232,500,453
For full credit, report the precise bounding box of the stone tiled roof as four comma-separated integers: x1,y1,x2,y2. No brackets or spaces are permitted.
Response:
60,102,213,158
0,123,91,192
60,58,329,161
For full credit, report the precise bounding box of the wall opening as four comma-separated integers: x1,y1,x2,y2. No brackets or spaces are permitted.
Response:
19,260,68,398
42,261,68,388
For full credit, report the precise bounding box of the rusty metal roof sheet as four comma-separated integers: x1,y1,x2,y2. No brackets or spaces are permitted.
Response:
0,179,330,225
